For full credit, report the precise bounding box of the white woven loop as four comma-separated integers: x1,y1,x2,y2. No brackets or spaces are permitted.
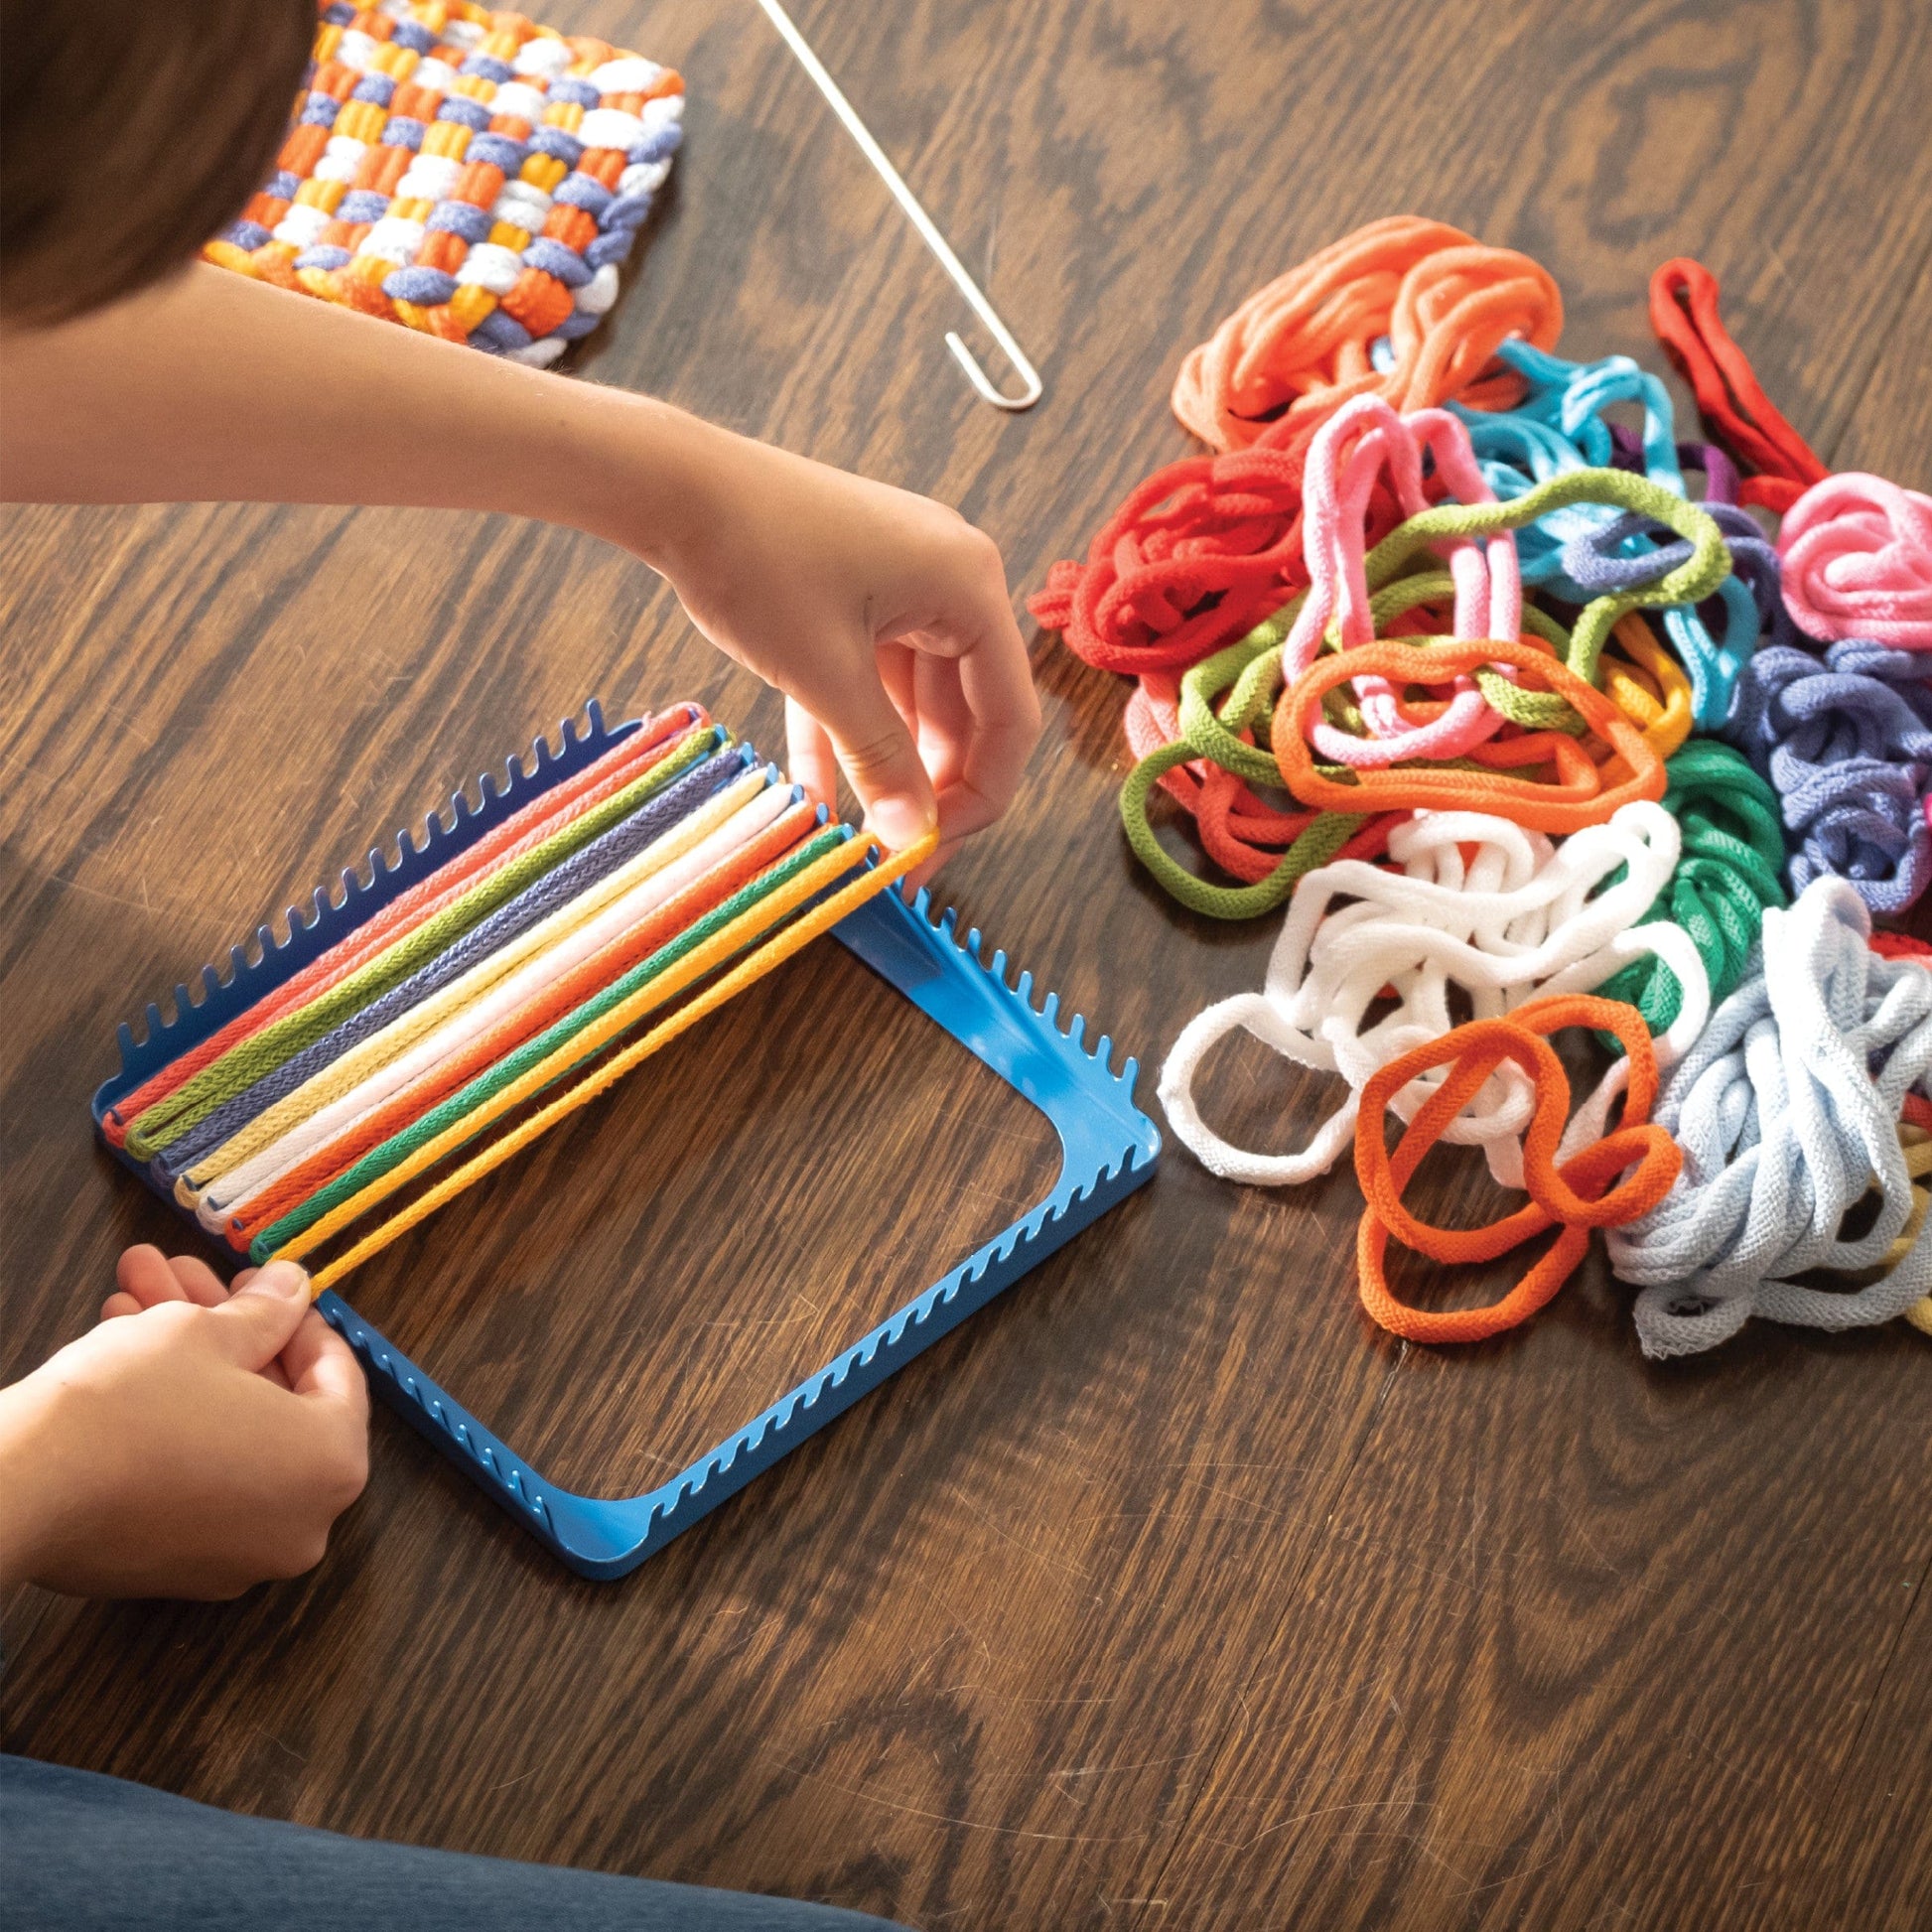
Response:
1605,877,1932,1356
1158,801,1711,1189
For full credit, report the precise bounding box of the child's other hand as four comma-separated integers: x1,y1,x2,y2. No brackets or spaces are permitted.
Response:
615,418,1041,874
0,1248,369,1598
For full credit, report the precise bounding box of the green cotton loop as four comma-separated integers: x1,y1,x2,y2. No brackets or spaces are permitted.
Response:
1593,739,1787,1045
1118,736,1365,919
248,823,851,1261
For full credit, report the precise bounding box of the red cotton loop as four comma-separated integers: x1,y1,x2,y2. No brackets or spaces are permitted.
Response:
1353,995,1681,1345
1648,258,1828,507
1869,931,1932,962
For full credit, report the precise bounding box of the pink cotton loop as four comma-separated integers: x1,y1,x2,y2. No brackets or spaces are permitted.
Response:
1778,474,1932,648
1284,398,1520,767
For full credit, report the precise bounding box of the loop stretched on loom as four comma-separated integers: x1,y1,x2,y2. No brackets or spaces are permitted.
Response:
1648,258,1828,514
1353,994,1680,1344
1776,474,1932,649
1172,216,1564,455
1156,801,1710,1189
1726,633,1932,914
1606,877,1932,1356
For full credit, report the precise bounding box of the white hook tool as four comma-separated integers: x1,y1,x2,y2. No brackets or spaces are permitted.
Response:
753,0,1043,411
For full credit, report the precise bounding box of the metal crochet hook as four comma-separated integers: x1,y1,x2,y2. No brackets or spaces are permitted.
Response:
753,0,1043,411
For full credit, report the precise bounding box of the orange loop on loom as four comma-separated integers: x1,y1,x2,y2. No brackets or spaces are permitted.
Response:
1648,258,1828,516
1172,216,1564,456
1271,639,1666,830
1354,995,1682,1344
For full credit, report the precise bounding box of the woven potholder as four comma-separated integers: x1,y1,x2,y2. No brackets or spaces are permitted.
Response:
206,1,683,365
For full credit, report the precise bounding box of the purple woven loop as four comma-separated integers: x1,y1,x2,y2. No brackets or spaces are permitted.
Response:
467,133,530,173
300,93,341,129
553,175,613,215
267,169,302,201
554,310,602,342
630,124,682,164
351,72,396,107
391,20,434,54
224,221,273,251
1726,639,1932,914
383,266,461,305
584,231,637,271
436,96,491,132
460,54,515,83
428,200,493,242
528,127,585,169
472,309,533,351
380,115,426,151
337,189,393,223
321,1,353,21
546,76,601,108
293,245,353,272
523,238,593,287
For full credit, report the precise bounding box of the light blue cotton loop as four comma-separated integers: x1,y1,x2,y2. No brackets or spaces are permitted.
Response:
1605,877,1932,1357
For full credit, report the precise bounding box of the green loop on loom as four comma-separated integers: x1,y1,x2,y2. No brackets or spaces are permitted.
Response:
1118,736,1365,919
1593,738,1787,1045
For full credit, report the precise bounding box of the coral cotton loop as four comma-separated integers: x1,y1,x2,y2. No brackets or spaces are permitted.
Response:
1354,995,1681,1345
1172,217,1564,456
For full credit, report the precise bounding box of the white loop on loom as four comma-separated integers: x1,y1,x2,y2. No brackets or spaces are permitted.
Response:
1157,800,1711,1190
1605,876,1932,1357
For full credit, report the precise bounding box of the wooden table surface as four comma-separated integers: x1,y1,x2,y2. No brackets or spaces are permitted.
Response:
5,2,1932,1926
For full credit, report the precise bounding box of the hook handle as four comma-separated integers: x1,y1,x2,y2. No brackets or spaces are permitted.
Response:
756,0,1043,412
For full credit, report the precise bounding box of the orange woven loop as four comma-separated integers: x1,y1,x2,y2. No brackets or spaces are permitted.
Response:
1647,258,1827,516
1353,994,1681,1344
1272,638,1665,830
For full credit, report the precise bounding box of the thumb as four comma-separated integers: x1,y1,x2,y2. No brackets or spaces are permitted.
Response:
207,1260,313,1369
815,677,937,856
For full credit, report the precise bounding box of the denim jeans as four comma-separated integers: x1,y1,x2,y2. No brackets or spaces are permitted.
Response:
0,1755,911,1931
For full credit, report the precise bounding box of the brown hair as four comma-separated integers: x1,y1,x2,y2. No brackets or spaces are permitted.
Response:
0,0,315,326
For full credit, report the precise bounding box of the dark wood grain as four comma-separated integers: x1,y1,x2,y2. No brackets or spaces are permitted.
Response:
5,2,1932,1927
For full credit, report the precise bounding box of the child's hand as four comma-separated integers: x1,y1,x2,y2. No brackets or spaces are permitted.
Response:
0,1248,369,1598
608,416,1041,872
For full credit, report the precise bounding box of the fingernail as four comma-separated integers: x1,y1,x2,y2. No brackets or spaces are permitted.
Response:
867,796,935,852
248,1260,311,1300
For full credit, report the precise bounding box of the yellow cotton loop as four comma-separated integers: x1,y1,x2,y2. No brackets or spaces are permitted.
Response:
292,831,938,1296
1600,613,1694,768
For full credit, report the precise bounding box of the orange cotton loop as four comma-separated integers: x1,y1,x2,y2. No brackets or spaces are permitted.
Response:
1353,995,1682,1344
1172,217,1564,456
1648,259,1827,516
1272,638,1666,831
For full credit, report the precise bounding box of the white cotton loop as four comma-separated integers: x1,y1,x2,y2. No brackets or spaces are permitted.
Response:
1157,802,1710,1191
1606,877,1932,1356
641,94,684,129
414,58,458,94
336,28,379,71
455,242,524,295
489,81,548,123
356,216,428,266
512,37,572,78
573,263,621,317
505,338,569,367
618,159,671,198
589,57,664,92
579,107,646,152
395,156,463,204
440,17,484,50
271,205,332,249
491,182,552,228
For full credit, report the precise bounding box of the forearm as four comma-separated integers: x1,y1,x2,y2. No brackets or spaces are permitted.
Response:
0,260,709,569
0,1373,70,1589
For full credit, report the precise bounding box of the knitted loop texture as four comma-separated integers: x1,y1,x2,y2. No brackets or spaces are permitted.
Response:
1776,474,1932,649
1606,878,1932,1356
1354,994,1680,1344
205,2,683,366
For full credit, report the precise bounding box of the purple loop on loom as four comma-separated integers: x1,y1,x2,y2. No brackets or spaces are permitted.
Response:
528,127,586,168
584,230,638,271
427,200,493,241
222,221,272,251
471,309,534,351
293,245,353,272
351,73,396,107
300,93,341,129
553,175,613,216
381,116,426,151
382,266,461,305
466,133,530,173
460,54,515,84
629,125,682,164
391,20,434,54
435,96,491,132
546,77,602,108
1726,638,1932,912
337,189,393,223
321,1,353,21
521,238,593,287
553,309,603,342
267,169,302,202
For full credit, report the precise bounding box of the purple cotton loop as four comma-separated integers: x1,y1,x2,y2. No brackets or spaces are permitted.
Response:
223,220,272,251
351,72,396,107
293,245,353,271
522,238,593,287
554,309,602,342
553,175,613,215
472,309,533,351
528,127,585,168
321,1,353,21
630,124,682,164
391,20,434,54
427,200,493,241
1562,511,1694,594
602,190,655,229
547,77,601,108
1726,639,1932,913
466,133,529,173
1681,442,1739,505
435,96,491,132
1606,422,1646,473
584,230,636,271
267,170,302,202
383,266,460,305
380,115,425,151
300,93,341,128
338,189,392,223
1707,503,1782,626
460,54,515,83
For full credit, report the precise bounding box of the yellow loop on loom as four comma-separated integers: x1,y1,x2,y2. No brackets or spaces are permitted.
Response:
289,830,939,1296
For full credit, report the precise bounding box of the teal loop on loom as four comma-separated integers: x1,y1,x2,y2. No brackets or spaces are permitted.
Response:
1372,334,1758,730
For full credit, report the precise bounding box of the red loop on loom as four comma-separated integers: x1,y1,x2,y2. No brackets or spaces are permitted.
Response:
1354,995,1681,1344
1648,258,1828,515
